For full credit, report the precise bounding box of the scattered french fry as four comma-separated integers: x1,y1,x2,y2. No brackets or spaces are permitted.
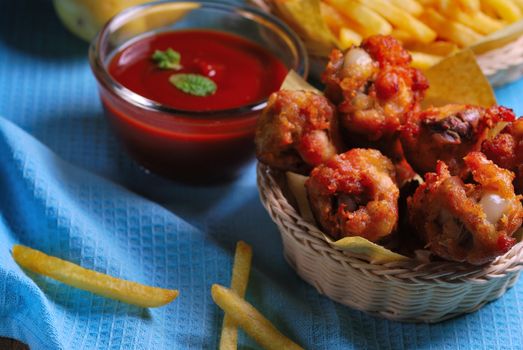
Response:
212,284,303,350
12,244,178,308
219,241,253,350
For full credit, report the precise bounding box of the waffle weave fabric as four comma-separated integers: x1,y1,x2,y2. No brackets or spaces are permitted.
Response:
1,1,523,349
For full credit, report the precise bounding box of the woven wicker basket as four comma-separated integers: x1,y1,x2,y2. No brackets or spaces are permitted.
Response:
257,163,523,322
250,0,523,87
476,34,523,86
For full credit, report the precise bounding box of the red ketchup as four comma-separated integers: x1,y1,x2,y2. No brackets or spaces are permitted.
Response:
102,30,288,183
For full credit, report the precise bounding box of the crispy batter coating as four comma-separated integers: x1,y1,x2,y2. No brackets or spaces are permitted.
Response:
408,152,523,265
322,35,428,143
255,90,343,174
401,104,516,176
306,149,399,242
388,138,419,188
482,119,523,194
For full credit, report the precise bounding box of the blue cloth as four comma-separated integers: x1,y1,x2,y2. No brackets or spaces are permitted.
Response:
1,1,523,349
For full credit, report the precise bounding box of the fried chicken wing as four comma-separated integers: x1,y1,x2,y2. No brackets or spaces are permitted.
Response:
306,149,399,242
322,35,429,143
255,90,343,174
401,105,516,176
408,152,523,265
482,119,523,194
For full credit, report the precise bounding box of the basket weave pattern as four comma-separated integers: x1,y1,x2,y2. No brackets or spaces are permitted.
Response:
477,35,523,86
257,164,523,322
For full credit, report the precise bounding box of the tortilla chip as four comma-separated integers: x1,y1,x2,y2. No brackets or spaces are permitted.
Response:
271,0,338,56
422,50,497,109
285,172,315,222
280,70,321,93
325,235,410,263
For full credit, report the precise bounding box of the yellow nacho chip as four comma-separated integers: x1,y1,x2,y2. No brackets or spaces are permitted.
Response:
280,70,321,93
422,50,497,109
272,0,338,56
323,235,410,263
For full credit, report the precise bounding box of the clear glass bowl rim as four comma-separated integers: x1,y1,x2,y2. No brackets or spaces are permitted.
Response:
89,0,309,118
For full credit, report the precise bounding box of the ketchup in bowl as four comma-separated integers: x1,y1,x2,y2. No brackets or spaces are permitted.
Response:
109,31,287,112
89,1,308,184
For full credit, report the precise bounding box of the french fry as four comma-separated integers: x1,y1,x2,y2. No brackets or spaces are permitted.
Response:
320,2,347,35
391,29,417,45
410,51,444,70
389,0,423,16
339,27,363,49
454,11,504,35
12,245,178,308
513,0,523,12
420,8,483,47
405,41,459,56
320,1,367,37
457,0,481,11
357,0,436,43
212,284,303,350
416,0,436,5
435,0,504,34
480,0,499,18
324,0,392,36
219,241,253,350
480,0,522,22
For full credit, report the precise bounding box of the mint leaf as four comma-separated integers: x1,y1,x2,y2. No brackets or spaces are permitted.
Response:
151,48,182,70
169,74,217,97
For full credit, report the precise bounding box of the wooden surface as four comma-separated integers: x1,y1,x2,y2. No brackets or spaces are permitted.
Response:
0,337,29,350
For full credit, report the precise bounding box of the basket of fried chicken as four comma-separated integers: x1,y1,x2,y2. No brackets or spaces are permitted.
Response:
256,35,523,323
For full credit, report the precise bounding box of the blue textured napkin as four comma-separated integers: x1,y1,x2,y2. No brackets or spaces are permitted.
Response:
2,1,523,349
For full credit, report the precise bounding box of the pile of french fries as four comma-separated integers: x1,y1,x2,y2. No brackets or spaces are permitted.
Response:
320,0,523,69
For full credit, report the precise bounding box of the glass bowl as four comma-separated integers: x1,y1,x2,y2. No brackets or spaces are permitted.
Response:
89,0,308,184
